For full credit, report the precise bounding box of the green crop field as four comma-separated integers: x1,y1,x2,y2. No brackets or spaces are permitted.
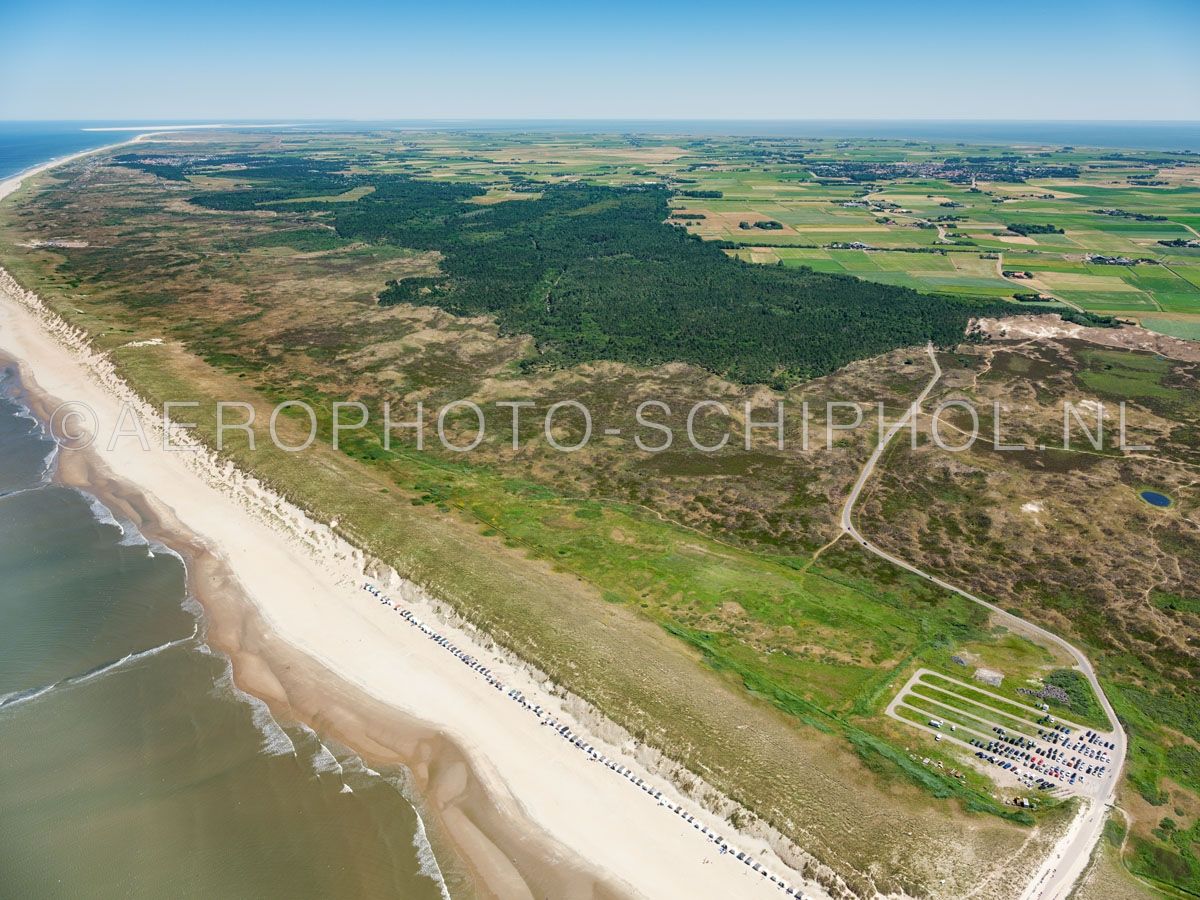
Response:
656,139,1200,335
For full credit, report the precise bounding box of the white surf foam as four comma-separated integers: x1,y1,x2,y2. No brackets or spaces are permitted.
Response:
295,723,345,776
0,625,197,712
38,441,59,482
212,657,297,757
381,767,453,899
312,742,344,775
292,727,451,895
69,488,159,556
69,484,191,564
74,628,198,688
74,488,125,535
150,540,186,564
411,804,453,900
75,625,198,686
116,519,151,549
180,593,204,623
0,385,57,488
0,682,58,711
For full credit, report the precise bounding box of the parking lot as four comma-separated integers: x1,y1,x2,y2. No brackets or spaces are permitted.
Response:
886,668,1119,803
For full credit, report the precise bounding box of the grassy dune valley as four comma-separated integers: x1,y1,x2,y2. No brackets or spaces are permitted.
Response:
0,124,1196,898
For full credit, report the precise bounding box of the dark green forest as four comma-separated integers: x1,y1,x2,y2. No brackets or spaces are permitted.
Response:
1007,223,1065,236
174,155,1016,384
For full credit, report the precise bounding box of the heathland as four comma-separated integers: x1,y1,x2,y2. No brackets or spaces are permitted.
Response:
2,129,1197,897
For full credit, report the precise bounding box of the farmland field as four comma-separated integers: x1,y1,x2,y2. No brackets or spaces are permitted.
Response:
660,141,1200,333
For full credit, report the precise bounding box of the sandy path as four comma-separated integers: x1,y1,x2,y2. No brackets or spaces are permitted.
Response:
834,344,1126,900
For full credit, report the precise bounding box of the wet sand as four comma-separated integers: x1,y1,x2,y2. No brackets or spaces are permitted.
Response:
34,384,622,900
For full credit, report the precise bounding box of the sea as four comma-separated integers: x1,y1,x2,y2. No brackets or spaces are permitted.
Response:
1,118,1199,180
0,367,452,899
339,119,1200,152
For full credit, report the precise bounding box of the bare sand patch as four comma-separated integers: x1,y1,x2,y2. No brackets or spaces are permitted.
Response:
974,314,1200,362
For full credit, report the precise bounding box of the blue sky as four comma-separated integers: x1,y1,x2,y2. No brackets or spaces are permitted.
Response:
2,0,1197,120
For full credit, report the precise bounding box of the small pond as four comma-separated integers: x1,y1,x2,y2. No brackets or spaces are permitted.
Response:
1140,490,1172,508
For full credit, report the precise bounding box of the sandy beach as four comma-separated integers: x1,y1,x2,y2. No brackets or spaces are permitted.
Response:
0,148,825,899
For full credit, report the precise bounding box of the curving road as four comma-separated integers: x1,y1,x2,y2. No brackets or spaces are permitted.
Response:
837,342,1127,900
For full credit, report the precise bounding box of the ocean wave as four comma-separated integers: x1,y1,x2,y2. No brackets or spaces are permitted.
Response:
342,756,383,779
0,390,47,438
212,657,296,758
0,682,58,710
312,743,343,776
187,644,452,898
179,594,208,644
73,488,125,536
75,625,198,685
0,484,48,503
380,766,452,899
295,722,345,777
116,523,150,549
69,486,190,563
150,540,186,564
334,756,453,898
411,804,453,900
38,440,59,483
0,625,198,712
0,393,56,489
69,488,146,552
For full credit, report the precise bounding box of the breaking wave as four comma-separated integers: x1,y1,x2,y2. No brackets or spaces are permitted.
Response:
211,657,296,757
295,722,345,777
319,754,452,897
0,625,198,713
412,804,453,900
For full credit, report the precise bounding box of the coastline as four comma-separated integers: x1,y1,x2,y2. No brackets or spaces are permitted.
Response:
0,144,825,899
24,377,601,900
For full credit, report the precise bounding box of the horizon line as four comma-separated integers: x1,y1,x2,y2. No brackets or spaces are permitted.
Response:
5,116,1200,125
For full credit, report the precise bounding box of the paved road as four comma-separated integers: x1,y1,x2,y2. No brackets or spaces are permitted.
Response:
837,343,1127,900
